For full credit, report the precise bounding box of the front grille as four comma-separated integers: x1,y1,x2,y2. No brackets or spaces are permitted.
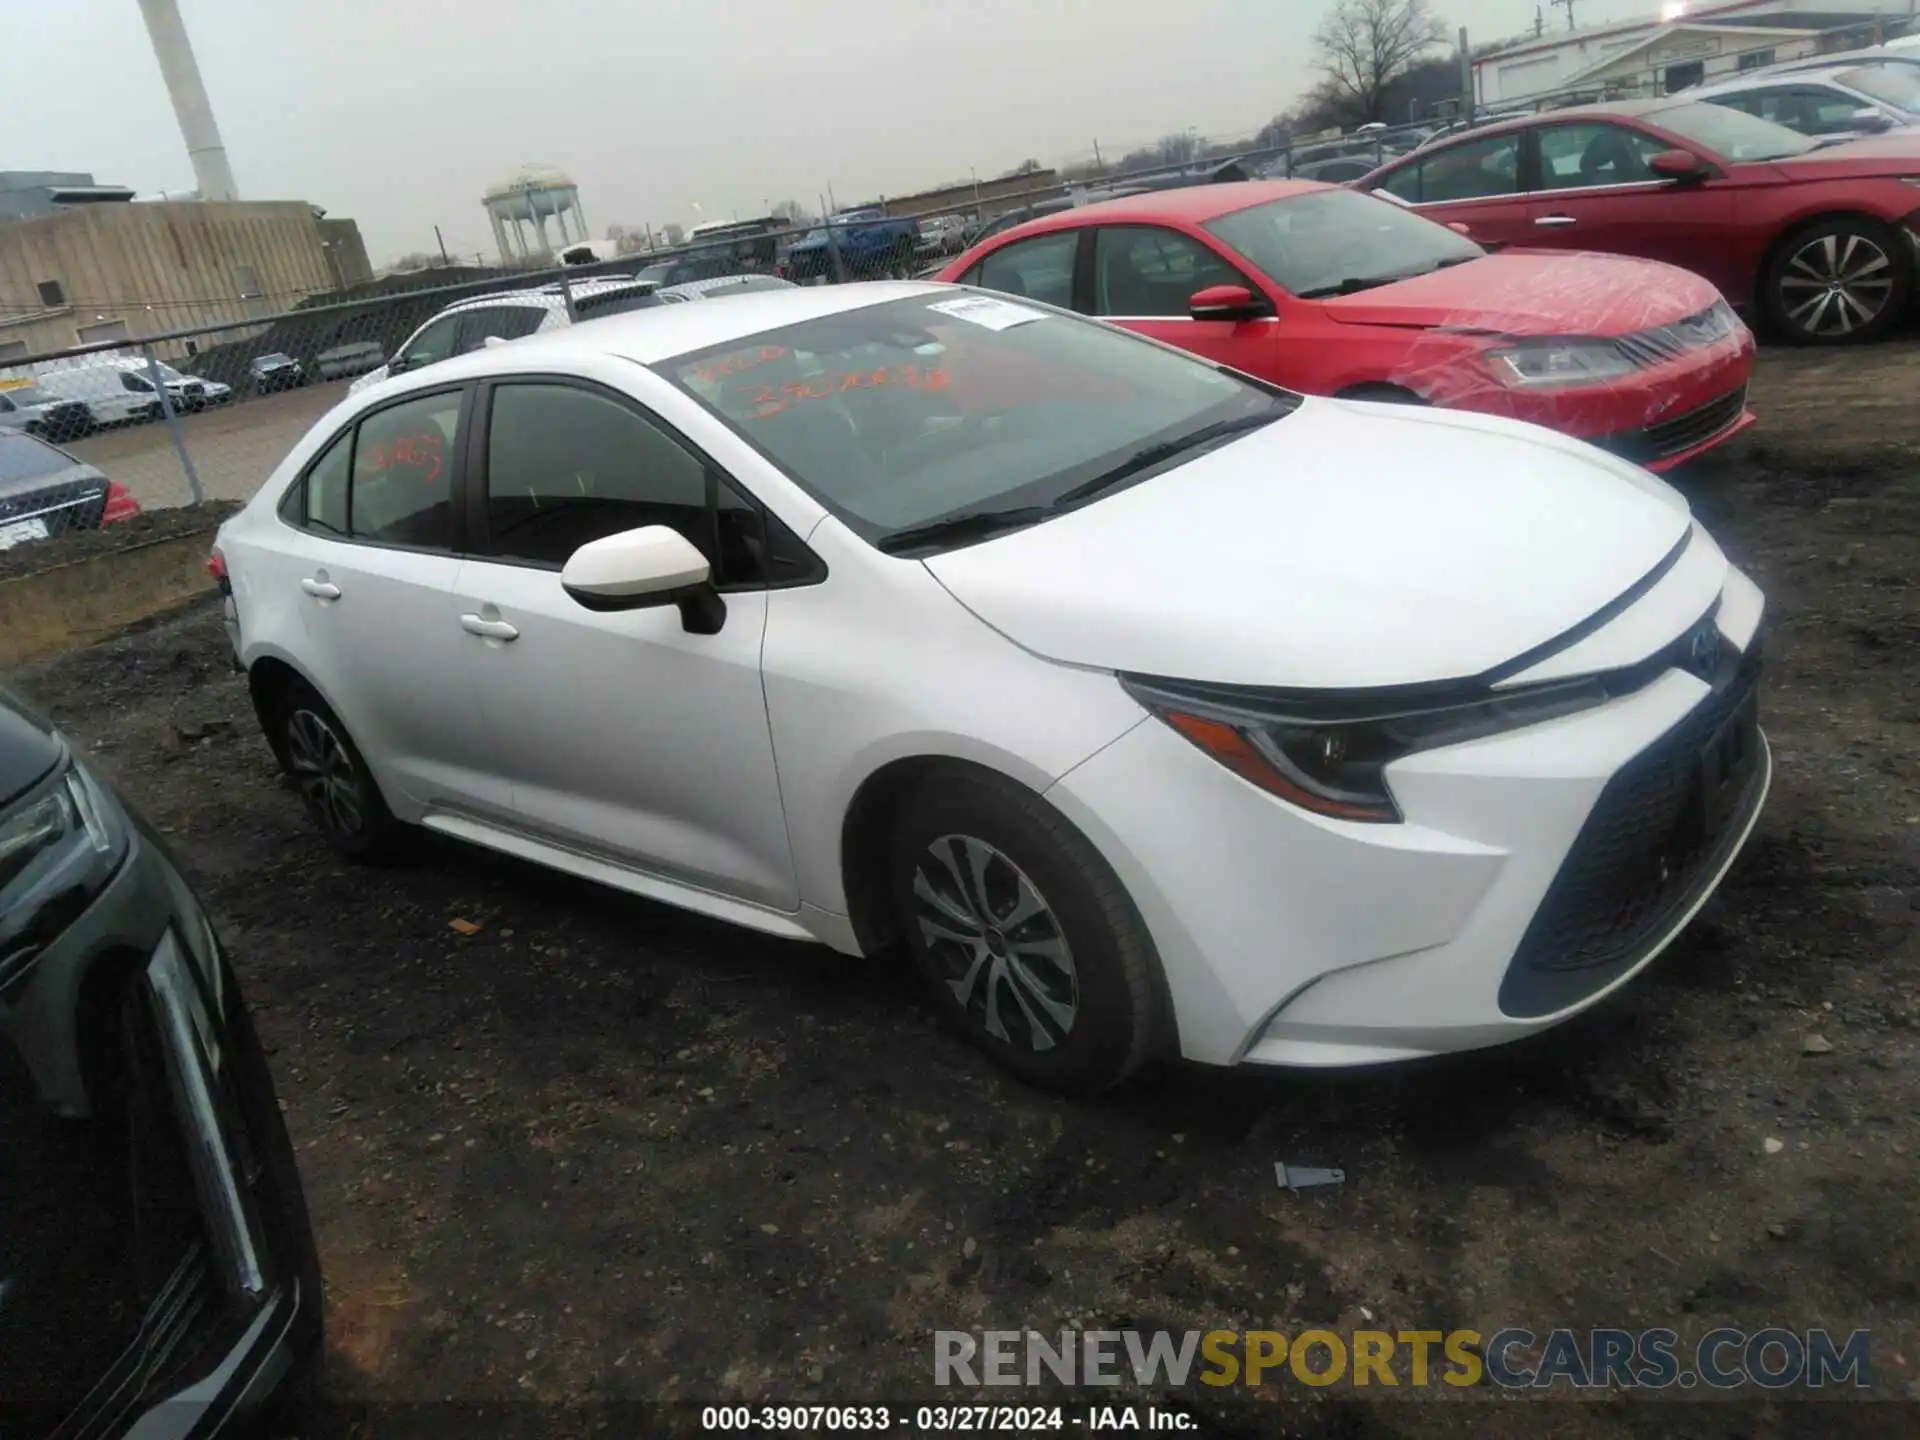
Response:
1596,386,1747,465
0,479,108,530
1613,301,1740,367
1498,640,1765,1019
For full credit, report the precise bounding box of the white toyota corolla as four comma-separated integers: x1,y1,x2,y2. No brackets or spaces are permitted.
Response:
212,282,1769,1093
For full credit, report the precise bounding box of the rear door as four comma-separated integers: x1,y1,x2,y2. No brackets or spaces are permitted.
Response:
268,385,512,816
1525,120,1738,293
962,229,1082,309
1368,129,1533,249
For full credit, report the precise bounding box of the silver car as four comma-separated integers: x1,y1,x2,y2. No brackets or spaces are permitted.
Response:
0,384,93,444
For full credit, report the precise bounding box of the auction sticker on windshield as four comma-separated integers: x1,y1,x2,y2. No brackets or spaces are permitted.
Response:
928,296,1046,331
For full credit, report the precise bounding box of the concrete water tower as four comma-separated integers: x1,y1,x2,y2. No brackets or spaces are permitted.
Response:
484,165,589,263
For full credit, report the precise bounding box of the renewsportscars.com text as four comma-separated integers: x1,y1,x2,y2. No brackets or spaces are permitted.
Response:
934,1327,1872,1390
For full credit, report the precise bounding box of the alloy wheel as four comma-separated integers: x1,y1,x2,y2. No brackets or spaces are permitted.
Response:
285,708,366,838
1778,232,1895,338
910,834,1078,1052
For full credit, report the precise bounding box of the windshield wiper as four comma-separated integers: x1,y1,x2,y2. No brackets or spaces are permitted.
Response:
875,505,1057,555
1050,411,1283,509
1295,274,1400,299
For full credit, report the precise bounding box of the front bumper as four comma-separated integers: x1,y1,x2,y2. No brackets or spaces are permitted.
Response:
0,807,321,1437
1045,562,1769,1069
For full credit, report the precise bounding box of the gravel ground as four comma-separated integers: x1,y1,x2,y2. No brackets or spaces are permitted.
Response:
8,344,1918,1437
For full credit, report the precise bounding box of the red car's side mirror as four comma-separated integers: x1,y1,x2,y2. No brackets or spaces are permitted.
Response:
1446,221,1473,236
1189,284,1270,322
1649,148,1707,180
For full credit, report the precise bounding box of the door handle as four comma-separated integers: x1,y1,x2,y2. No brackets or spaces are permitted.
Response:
1534,215,1578,227
300,578,341,600
460,613,519,641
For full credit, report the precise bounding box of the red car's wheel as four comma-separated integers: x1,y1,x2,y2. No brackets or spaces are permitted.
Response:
1765,217,1910,346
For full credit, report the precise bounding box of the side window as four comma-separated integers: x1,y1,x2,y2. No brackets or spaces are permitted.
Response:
483,383,709,568
972,232,1079,309
400,315,461,368
454,306,546,354
349,391,460,549
120,371,153,393
1536,124,1666,190
1375,160,1424,204
1410,132,1523,203
1092,226,1246,317
0,395,13,414
290,431,350,535
1752,87,1867,134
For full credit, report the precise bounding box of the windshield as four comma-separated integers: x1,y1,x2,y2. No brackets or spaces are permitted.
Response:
256,353,292,365
659,292,1293,545
0,434,74,484
1836,65,1920,112
1205,188,1484,298
1647,100,1819,160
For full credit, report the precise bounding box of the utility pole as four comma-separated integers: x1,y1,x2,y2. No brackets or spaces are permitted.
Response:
1458,27,1475,124
1534,5,1546,37
1551,0,1578,30
1092,139,1104,173
434,225,449,265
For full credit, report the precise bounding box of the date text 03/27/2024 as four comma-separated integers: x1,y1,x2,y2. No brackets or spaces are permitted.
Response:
699,1405,1193,1432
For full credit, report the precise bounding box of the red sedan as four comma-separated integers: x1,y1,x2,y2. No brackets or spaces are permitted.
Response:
1358,98,1920,345
936,181,1755,471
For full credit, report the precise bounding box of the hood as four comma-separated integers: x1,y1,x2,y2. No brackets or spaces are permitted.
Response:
1766,131,1920,179
1319,251,1722,335
922,398,1693,690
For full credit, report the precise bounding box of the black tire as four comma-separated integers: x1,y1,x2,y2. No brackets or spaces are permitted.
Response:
269,679,402,861
1763,216,1910,346
886,771,1165,1094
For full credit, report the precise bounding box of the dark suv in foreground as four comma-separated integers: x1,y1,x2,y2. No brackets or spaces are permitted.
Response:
0,684,321,1437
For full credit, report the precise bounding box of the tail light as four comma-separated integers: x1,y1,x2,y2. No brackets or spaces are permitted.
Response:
207,545,231,594
100,482,141,527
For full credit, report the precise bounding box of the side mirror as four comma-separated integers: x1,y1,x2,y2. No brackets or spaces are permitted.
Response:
1446,221,1473,237
1849,107,1896,134
561,524,726,633
1188,284,1270,322
386,354,412,375
1649,148,1707,181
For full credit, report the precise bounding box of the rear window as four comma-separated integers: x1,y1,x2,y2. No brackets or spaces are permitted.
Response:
0,434,73,484
573,286,667,320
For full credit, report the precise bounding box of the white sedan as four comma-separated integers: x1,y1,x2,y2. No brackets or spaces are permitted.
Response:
212,282,1769,1093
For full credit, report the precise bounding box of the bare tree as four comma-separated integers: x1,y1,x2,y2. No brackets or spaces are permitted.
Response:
1314,0,1447,124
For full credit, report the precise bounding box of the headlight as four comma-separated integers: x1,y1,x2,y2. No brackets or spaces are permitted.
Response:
0,762,127,977
1122,674,1611,823
1486,339,1638,389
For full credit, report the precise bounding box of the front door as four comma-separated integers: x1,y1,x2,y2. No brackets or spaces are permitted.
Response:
270,385,513,817
1525,121,1739,294
1085,223,1277,376
453,377,797,909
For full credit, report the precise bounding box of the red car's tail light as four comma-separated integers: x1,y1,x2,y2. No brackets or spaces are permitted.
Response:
101,482,141,527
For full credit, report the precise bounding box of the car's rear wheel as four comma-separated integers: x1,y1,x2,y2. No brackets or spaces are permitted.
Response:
887,771,1164,1094
1765,217,1910,345
271,681,401,860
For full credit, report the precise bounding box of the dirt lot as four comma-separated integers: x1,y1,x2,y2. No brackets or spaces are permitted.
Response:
63,381,349,510
10,344,1920,1436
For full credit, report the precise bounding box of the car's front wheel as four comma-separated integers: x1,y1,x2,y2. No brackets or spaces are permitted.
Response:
271,681,401,860
887,771,1164,1094
1765,216,1910,345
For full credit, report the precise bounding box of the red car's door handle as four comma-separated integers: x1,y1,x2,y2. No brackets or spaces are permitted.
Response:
1534,215,1578,228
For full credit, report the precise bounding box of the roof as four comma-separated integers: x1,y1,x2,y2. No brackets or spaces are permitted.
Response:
1472,0,1807,67
428,276,659,318
1420,98,1691,145
398,281,953,374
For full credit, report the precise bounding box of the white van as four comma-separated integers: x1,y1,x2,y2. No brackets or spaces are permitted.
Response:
36,357,232,426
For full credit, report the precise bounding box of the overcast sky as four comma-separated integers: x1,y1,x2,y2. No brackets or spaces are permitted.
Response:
7,0,1599,265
